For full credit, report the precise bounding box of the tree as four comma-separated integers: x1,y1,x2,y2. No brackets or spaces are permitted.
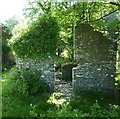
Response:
5,16,19,33
106,11,120,40
13,1,119,61
23,0,52,20
11,13,60,59
1,23,15,72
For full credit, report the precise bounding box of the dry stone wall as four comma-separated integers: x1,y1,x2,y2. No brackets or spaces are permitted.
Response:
16,58,54,90
72,23,117,94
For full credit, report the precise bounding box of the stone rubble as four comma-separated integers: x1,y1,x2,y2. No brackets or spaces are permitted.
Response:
54,72,73,101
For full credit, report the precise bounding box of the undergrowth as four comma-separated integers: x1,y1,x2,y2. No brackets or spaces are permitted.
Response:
2,69,120,118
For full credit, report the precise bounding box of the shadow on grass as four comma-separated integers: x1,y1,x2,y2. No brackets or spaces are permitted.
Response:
70,90,116,113
2,92,55,117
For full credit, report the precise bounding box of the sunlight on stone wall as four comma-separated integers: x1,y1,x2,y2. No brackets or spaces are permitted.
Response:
16,58,54,90
72,23,117,94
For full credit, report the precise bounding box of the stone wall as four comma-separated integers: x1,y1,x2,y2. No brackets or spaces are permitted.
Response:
72,23,117,94
16,58,54,90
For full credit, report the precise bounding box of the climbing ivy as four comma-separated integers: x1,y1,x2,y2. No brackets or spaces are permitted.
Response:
11,14,60,59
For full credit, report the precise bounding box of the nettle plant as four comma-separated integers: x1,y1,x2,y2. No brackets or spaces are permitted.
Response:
11,13,60,59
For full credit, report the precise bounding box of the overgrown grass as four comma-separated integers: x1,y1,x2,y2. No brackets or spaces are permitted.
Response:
70,90,116,112
0,69,53,117
2,73,54,117
2,94,54,117
2,70,120,117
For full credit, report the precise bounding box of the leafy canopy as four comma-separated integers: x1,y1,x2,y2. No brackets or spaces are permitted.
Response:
11,1,119,60
11,14,60,59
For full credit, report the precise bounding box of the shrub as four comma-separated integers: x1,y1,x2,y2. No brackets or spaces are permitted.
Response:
89,101,119,117
5,68,50,96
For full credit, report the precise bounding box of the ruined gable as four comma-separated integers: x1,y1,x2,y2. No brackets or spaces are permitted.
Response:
72,23,117,94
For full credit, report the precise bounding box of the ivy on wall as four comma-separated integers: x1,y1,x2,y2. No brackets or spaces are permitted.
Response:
11,14,60,59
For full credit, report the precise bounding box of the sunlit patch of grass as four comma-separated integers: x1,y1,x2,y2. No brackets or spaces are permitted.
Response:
47,92,67,110
1,80,6,83
2,66,16,77
2,73,53,117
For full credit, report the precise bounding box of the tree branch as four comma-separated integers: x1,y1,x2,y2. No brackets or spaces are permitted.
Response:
37,2,47,12
87,9,118,22
109,2,120,7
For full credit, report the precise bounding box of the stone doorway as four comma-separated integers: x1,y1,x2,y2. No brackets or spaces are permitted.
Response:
53,23,117,100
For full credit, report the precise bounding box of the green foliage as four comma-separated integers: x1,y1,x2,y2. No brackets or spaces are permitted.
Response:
2,91,52,117
2,44,15,72
46,102,119,117
1,23,12,40
2,75,119,117
5,16,19,33
11,14,60,59
1,23,15,72
23,0,52,19
29,104,38,117
11,1,119,61
89,101,119,117
4,68,50,96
